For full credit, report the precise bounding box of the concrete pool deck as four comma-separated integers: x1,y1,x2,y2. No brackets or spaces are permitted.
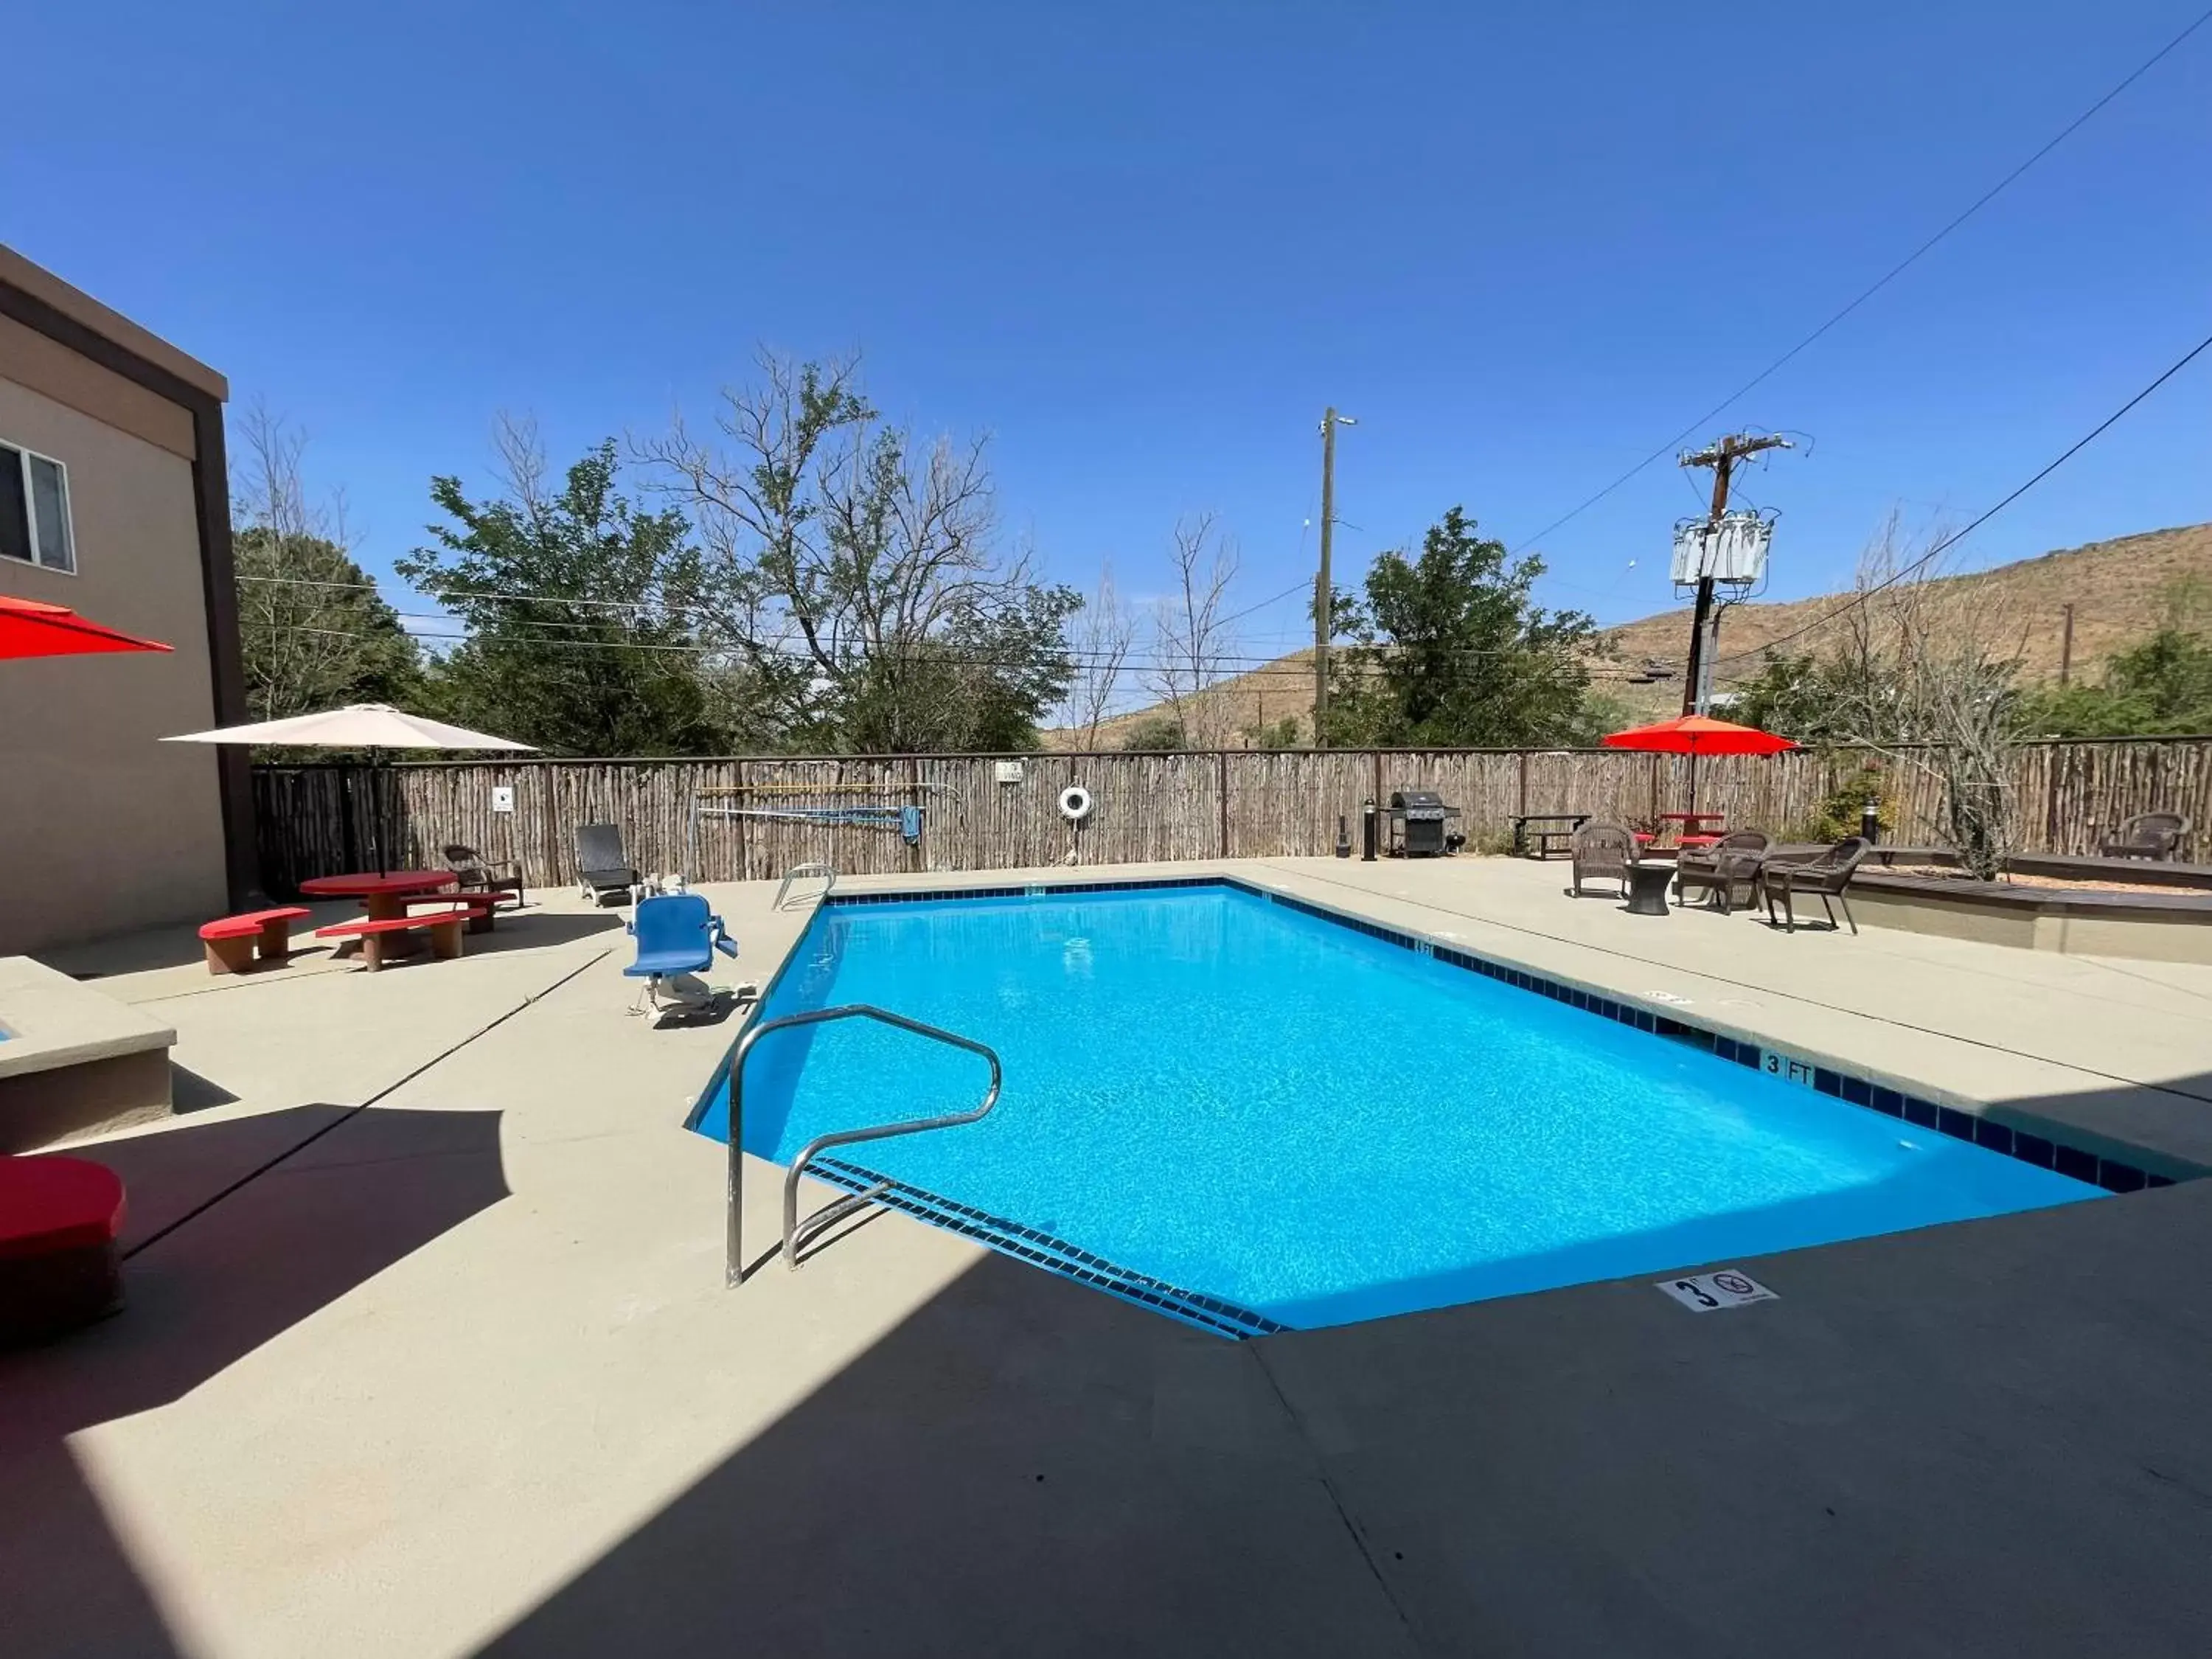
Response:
4,857,2211,1656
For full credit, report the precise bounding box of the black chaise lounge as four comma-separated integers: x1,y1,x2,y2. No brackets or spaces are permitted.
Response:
575,824,641,906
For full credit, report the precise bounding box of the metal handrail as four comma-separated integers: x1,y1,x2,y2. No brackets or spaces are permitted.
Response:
773,861,838,911
723,1004,1001,1285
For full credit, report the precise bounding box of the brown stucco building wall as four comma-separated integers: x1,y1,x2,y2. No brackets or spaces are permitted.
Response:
0,245,250,954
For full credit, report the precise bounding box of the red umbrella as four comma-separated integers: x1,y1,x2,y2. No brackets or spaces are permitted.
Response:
0,594,172,660
1601,714,1795,756
1602,714,1794,817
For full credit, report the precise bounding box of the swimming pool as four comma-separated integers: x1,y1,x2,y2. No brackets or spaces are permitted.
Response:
694,881,2107,1332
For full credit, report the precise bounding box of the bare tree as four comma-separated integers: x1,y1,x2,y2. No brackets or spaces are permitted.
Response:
636,349,1078,751
1796,512,2031,878
232,403,416,721
1150,512,1240,749
1064,561,1135,747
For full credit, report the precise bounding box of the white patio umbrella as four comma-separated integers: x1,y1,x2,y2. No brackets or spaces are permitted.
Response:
164,703,534,875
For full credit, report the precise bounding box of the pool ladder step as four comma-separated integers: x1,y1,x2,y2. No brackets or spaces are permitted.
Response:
720,1004,1002,1284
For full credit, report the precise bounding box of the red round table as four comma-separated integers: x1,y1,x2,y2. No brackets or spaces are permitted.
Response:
299,870,459,922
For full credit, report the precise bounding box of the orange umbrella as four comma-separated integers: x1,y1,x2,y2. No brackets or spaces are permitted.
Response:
0,594,171,660
1601,714,1795,756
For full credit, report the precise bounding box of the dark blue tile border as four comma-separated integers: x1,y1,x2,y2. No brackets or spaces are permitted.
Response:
810,1157,1284,1340
710,871,2193,1312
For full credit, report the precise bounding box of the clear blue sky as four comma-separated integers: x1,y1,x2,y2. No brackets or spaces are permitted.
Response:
9,1,2210,665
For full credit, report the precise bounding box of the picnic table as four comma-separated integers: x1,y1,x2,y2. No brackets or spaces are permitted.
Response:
299,870,459,922
1635,811,1728,852
1512,813,1590,859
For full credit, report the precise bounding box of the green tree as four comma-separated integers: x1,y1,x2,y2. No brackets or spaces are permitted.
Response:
1240,714,1302,749
1119,714,1187,751
235,528,420,720
2028,627,2212,737
639,352,1079,751
397,425,728,756
1729,650,1860,742
230,403,421,721
1321,507,1601,747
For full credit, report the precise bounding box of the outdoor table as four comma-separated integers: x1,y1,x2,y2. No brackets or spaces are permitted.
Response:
1656,811,1727,834
1624,863,1675,917
1512,813,1589,859
299,870,459,923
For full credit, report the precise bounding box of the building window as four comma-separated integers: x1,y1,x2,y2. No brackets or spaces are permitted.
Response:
0,441,76,574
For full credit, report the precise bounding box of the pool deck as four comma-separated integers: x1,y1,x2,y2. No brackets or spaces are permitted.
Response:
5,857,2211,1656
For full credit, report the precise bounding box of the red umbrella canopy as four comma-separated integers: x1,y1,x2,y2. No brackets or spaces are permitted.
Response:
0,594,172,661
1601,714,1795,755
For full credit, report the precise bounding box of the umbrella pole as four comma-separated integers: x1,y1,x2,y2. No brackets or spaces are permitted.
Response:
374,748,389,877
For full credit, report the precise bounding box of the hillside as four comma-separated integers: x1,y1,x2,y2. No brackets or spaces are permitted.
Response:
1046,522,2212,748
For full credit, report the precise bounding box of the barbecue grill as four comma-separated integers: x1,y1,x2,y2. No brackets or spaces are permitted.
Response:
1386,788,1464,858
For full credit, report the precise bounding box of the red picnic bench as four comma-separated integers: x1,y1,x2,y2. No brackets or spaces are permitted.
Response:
316,913,467,971
403,893,501,935
1,1154,127,1344
313,895,496,972
198,906,313,975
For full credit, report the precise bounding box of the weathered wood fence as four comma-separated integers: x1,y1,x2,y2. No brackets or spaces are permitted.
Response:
248,737,2212,894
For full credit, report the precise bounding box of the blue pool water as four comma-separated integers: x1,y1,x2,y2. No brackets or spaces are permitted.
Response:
694,884,2102,1329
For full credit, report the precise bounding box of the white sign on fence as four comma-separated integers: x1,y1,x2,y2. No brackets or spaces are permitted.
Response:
490,786,515,813
1656,1270,1778,1312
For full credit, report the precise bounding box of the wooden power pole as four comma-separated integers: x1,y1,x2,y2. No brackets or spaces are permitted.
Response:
1314,408,1354,747
1678,431,1790,714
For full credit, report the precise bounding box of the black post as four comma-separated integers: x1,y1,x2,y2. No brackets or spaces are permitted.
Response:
1335,815,1352,858
338,767,360,874
1860,799,1882,844
372,748,389,875
1360,798,1377,862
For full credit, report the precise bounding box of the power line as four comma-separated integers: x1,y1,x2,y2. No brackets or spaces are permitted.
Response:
247,566,1324,633
1713,322,2212,672
302,622,1658,681
1506,5,2212,557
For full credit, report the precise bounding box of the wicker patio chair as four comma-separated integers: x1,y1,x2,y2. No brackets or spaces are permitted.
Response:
2100,812,2190,862
1569,821,1638,900
1673,830,1771,914
443,843,526,910
1760,836,1871,934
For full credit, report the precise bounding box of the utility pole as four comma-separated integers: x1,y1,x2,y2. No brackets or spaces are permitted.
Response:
1314,408,1354,747
2059,603,2076,686
1678,431,1790,714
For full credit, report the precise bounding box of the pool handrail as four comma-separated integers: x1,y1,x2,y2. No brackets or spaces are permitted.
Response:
773,862,837,911
722,1003,1002,1285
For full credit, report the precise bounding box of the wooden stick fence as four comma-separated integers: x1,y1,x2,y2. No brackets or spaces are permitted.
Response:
248,738,2212,895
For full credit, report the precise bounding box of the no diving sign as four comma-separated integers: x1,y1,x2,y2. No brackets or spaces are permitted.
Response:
1658,1269,1778,1312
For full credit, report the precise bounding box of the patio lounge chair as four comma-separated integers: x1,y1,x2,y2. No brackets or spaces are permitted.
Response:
1569,821,1639,900
576,824,641,906
2100,812,2190,862
625,893,742,1009
443,844,525,910
1760,836,1871,934
1673,830,1771,914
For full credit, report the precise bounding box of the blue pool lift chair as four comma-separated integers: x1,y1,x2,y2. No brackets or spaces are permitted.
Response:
625,892,748,1013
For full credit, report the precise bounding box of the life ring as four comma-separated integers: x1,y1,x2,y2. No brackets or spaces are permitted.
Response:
1058,785,1094,823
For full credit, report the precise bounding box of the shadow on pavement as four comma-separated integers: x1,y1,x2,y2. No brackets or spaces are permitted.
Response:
0,1104,509,1658
476,1250,1421,1659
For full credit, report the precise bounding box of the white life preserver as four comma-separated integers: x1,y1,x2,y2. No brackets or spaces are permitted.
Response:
1058,785,1094,823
